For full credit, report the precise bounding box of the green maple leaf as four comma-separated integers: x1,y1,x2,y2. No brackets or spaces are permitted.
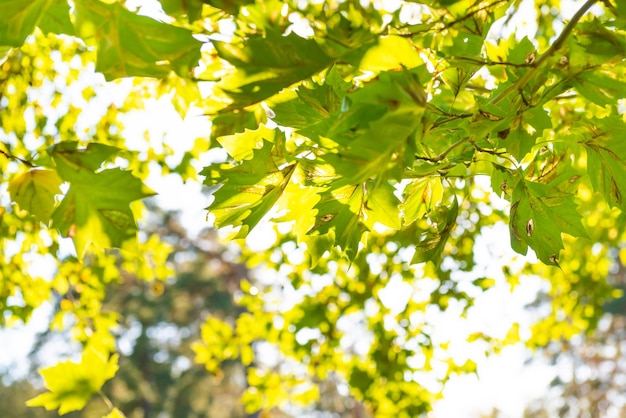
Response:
26,346,119,415
38,0,74,36
73,0,201,79
0,0,48,46
583,119,626,211
364,181,401,230
203,140,295,238
497,107,551,161
8,169,62,224
509,179,587,265
310,184,366,260
214,31,334,109
217,124,279,162
49,142,155,257
268,66,348,131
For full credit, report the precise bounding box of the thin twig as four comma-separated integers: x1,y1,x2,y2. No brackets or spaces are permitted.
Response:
416,137,471,163
451,56,535,68
99,391,114,411
489,0,598,104
431,113,472,129
0,149,34,167
442,0,510,31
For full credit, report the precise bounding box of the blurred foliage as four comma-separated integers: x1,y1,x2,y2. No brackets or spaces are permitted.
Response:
1,0,626,417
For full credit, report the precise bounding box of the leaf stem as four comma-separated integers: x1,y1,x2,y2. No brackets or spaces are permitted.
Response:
99,391,114,411
489,0,598,105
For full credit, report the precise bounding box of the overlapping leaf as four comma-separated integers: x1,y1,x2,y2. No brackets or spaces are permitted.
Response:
411,198,459,265
214,32,334,109
269,66,348,131
73,0,201,79
8,169,62,224
309,184,366,260
401,177,444,226
202,140,295,238
364,181,401,230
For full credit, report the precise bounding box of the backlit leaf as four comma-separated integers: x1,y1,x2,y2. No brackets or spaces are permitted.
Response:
310,184,366,260
49,142,155,256
26,346,119,415
214,32,334,109
364,181,401,230
74,0,201,79
102,408,126,418
8,169,62,224
510,179,587,265
0,0,48,46
203,140,296,238
584,129,626,210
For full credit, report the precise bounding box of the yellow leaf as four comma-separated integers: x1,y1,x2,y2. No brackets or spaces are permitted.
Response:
8,169,62,224
102,408,126,418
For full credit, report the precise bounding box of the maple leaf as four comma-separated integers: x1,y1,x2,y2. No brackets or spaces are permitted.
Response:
510,179,587,265
49,142,155,257
26,346,118,415
8,169,62,224
202,140,295,239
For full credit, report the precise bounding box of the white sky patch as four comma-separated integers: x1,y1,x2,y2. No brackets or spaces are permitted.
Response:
378,274,412,315
432,345,555,418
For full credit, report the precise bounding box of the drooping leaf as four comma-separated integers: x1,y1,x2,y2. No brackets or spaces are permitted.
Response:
411,198,458,265
26,346,119,415
8,169,62,224
73,0,201,79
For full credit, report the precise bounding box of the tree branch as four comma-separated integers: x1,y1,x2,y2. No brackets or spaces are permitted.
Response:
489,0,598,105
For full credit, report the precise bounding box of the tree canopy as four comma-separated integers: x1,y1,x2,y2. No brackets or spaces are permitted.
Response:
2,0,626,416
